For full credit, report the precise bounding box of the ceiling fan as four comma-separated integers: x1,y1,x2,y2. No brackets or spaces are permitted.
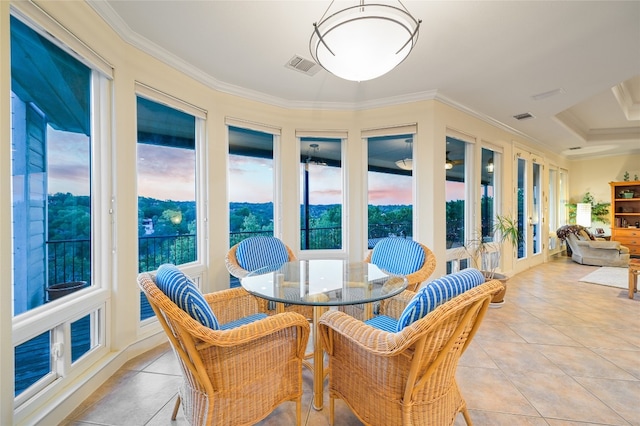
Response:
445,151,464,170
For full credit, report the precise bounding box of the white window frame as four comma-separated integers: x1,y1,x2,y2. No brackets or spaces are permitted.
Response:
362,124,417,253
296,130,348,257
135,84,208,326
10,5,113,417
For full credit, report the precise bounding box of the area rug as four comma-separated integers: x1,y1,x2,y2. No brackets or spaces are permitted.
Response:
579,266,627,289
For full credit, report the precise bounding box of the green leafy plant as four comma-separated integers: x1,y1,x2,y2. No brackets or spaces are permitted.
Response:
494,214,521,249
566,192,610,224
465,214,520,279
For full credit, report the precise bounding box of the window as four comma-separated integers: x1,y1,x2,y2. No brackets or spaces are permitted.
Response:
445,137,467,249
480,147,501,240
517,157,527,259
11,15,92,316
137,96,197,271
366,134,414,249
14,332,51,396
137,94,200,319
532,162,542,255
549,167,558,250
10,13,109,404
559,168,569,226
300,137,343,250
228,126,276,247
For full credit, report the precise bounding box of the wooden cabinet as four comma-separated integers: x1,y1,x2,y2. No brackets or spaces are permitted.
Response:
610,180,640,256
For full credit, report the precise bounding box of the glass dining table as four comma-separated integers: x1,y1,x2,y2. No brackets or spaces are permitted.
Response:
241,259,407,410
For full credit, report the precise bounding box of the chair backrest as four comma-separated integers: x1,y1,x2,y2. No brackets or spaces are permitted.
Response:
138,272,213,412
395,268,486,331
565,233,583,255
398,279,501,412
366,237,436,292
226,236,296,278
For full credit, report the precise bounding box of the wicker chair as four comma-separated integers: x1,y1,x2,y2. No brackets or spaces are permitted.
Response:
318,278,504,426
339,238,437,319
138,272,310,426
225,236,312,319
366,238,436,292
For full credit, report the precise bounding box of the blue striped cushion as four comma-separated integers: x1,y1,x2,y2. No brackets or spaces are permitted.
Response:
370,238,425,275
220,313,268,330
396,268,486,331
236,236,289,272
156,264,220,330
365,315,398,332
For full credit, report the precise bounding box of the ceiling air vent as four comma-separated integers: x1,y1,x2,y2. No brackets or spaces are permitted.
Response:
285,55,321,76
513,112,535,121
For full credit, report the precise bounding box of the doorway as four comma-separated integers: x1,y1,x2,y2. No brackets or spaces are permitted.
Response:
514,149,545,273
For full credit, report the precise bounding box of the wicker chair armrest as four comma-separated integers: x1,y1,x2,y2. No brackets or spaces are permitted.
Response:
378,290,416,319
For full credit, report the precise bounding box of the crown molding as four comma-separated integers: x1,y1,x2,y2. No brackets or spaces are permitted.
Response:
553,110,588,142
88,0,542,146
612,82,640,121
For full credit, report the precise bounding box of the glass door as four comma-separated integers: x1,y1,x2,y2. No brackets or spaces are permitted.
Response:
514,150,545,273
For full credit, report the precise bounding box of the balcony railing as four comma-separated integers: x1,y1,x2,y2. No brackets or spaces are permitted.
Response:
48,225,418,286
300,226,342,250
138,233,197,272
47,238,91,286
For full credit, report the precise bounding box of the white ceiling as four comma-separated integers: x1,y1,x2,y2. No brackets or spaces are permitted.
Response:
88,0,640,159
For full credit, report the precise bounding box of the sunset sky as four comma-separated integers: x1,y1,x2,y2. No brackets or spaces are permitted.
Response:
48,129,90,196
48,133,465,204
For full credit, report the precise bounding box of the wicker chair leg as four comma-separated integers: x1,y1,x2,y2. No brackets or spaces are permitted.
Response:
461,406,473,425
171,396,181,421
296,397,302,426
329,396,335,426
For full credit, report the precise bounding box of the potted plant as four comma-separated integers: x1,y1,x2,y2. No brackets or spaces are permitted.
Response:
619,189,635,199
566,192,610,224
465,214,520,305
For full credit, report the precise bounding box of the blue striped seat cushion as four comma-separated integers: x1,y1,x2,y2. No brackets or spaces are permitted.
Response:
220,313,268,330
365,315,398,332
156,264,220,330
370,238,425,275
396,268,486,331
236,236,289,272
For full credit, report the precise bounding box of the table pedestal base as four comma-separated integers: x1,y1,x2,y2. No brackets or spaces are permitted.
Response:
312,306,328,410
629,259,640,299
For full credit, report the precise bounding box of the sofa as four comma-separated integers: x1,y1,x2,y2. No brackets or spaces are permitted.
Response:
564,232,630,267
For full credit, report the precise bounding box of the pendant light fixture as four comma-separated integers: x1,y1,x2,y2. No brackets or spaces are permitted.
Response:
310,1,421,82
486,157,494,173
395,138,413,170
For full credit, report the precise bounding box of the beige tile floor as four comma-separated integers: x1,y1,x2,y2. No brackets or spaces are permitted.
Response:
63,256,639,425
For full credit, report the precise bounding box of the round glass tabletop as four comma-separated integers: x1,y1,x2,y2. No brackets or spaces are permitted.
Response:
241,259,407,306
